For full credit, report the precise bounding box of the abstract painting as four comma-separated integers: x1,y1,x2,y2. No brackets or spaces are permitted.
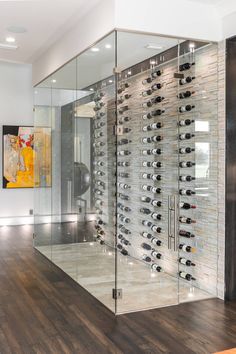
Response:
3,125,51,189
3,126,35,188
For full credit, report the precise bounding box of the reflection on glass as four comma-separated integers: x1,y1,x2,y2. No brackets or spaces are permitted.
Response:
195,142,210,179
195,121,209,132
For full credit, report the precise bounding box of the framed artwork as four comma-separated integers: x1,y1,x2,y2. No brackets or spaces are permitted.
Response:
2,125,51,189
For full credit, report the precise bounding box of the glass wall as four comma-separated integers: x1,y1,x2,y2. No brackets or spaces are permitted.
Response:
34,30,219,314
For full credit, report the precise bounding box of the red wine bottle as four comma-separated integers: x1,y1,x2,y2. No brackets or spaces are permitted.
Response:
151,237,162,246
179,62,195,72
151,250,161,259
178,91,194,99
179,217,196,225
179,202,196,209
179,175,196,182
179,133,195,140
178,119,195,126
179,230,195,238
141,231,153,239
151,263,162,272
179,161,195,168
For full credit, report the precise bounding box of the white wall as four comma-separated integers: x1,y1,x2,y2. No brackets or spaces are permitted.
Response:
0,61,33,225
115,0,221,42
33,0,224,86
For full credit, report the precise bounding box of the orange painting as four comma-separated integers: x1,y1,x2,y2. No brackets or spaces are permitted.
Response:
3,125,51,189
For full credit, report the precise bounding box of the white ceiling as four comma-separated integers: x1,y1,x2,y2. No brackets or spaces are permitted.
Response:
186,0,223,4
0,0,101,64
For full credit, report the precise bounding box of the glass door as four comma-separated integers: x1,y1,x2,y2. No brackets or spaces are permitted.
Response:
115,31,180,313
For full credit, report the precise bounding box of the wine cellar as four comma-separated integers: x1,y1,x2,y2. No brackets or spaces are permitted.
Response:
34,31,224,314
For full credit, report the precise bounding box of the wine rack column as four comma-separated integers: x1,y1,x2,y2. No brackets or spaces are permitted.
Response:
177,43,219,294
116,58,180,281
92,82,116,248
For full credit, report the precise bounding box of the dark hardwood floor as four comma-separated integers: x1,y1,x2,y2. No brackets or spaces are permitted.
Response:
0,225,236,354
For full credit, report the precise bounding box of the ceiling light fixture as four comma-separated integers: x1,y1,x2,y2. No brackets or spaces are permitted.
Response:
189,43,195,49
0,43,18,50
108,79,113,83
51,79,57,83
6,36,15,43
105,44,112,49
146,44,164,50
91,47,99,52
150,60,156,65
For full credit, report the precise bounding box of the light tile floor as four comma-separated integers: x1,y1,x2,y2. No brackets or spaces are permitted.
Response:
36,242,214,314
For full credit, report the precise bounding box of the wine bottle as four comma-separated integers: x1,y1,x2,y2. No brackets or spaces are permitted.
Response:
95,189,103,196
94,92,105,102
94,171,105,176
152,83,162,91
93,141,105,147
119,116,131,124
151,263,162,272
94,102,105,111
180,228,195,239
118,139,132,145
97,218,104,225
179,258,196,267
179,147,195,154
179,105,195,113
178,91,194,99
118,183,131,189
119,215,130,224
179,217,196,225
118,172,130,178
151,200,162,207
179,133,195,140
142,220,152,228
142,89,153,97
179,76,195,85
179,244,196,253
96,121,105,129
140,208,152,215
179,202,196,209
142,137,152,144
96,180,105,188
151,122,163,130
117,203,131,212
152,174,162,181
179,271,196,281
142,101,153,109
95,151,105,157
152,136,162,143
96,112,105,119
151,237,162,246
179,175,196,182
152,70,162,78
123,127,132,134
151,225,162,233
118,193,130,201
142,173,152,179
124,82,129,88
141,232,153,239
151,213,162,220
119,225,131,235
142,77,153,85
143,255,152,262
178,119,195,126
151,250,161,259
152,187,161,194
95,161,104,167
179,62,195,72
141,242,152,250
141,196,152,203
152,149,162,155
95,199,103,207
179,161,195,168
179,189,195,196
118,150,131,156
117,161,130,167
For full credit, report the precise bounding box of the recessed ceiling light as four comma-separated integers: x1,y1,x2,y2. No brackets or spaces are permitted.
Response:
150,60,156,65
89,88,94,91
108,79,113,83
146,44,164,50
7,25,27,34
105,44,112,49
91,47,99,52
189,43,195,49
6,36,15,43
127,70,132,75
0,43,18,50
51,79,57,83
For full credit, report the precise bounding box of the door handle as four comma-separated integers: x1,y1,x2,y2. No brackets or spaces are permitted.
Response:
168,195,178,251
